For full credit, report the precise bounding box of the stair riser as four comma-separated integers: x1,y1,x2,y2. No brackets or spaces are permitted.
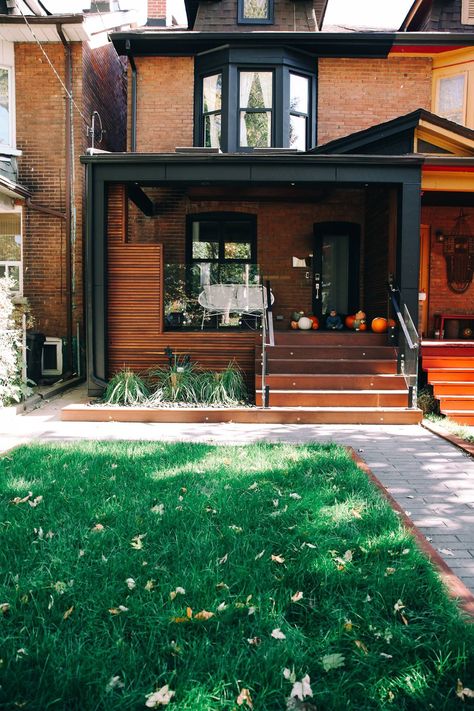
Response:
438,398,474,411
433,384,474,396
423,358,474,369
273,332,389,346
260,346,396,359
256,374,407,390
267,360,398,375
443,413,474,427
255,392,408,407
428,370,474,382
422,346,474,358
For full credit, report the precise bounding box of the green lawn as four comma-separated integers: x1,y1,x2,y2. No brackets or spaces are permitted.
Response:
0,442,473,710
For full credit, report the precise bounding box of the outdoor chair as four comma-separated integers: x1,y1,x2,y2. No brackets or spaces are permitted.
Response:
198,283,273,329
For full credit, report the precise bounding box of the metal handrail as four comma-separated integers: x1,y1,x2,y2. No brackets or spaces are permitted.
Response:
387,280,419,408
260,280,274,408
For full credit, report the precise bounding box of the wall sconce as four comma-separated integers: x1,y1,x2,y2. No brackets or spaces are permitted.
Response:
435,230,445,243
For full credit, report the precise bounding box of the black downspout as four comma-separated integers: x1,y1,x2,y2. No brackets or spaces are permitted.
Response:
126,41,138,152
57,23,74,378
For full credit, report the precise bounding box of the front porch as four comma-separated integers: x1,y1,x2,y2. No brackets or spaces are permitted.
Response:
82,151,423,422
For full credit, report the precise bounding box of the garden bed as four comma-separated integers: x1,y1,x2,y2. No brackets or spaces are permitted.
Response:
1,442,473,709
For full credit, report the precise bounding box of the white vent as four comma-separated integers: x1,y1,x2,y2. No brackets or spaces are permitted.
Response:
41,337,63,376
461,0,474,24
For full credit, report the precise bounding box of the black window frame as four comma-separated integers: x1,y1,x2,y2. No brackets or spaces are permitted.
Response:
186,212,257,273
238,68,274,149
201,71,223,149
194,47,317,153
237,0,274,25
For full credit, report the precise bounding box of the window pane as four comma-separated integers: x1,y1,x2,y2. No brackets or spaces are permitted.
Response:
192,221,219,260
242,0,269,19
438,74,465,125
224,242,252,259
9,264,19,291
290,74,309,114
0,68,9,145
240,71,272,109
0,233,21,261
289,114,307,150
225,221,254,242
203,74,222,113
240,111,271,147
0,264,5,278
204,113,221,149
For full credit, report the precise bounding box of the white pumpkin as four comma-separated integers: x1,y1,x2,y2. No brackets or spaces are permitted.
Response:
298,316,312,330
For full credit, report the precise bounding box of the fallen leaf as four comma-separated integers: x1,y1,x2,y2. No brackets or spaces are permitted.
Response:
456,680,474,700
171,616,190,624
217,602,228,612
247,637,261,646
248,606,257,616
10,492,32,505
321,653,345,672
400,614,409,626
354,640,368,654
229,525,243,533
216,581,229,590
194,610,214,621
218,553,228,565
236,687,253,708
255,549,265,560
273,499,279,507
109,605,128,615
401,548,410,555
393,599,405,612
151,504,165,515
271,554,285,564
344,619,353,631
291,591,303,602
364,594,372,602
63,606,74,620
248,482,258,490
289,492,302,500
271,628,286,640
438,548,454,556
28,495,43,508
145,684,175,707
351,508,362,519
34,527,44,540
283,668,295,682
131,534,146,550
290,675,313,701
343,550,353,563
385,567,396,576
91,523,104,532
125,578,136,590
186,607,193,619
0,603,10,615
145,580,155,591
301,542,317,549
380,653,393,659
169,587,186,600
106,675,124,693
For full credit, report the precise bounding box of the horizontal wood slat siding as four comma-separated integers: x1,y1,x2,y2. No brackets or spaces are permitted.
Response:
106,184,257,384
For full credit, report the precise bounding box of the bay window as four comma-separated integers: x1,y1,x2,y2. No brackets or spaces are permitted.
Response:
0,211,22,294
202,73,222,149
239,71,273,148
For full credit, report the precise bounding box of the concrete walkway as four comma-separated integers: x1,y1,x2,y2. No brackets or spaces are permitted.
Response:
2,385,474,594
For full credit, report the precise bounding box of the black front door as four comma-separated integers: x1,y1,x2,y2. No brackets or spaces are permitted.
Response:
313,222,360,319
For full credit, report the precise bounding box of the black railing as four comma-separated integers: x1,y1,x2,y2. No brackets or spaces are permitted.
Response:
261,280,274,408
387,280,419,408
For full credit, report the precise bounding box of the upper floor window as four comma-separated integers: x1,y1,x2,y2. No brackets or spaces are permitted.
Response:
239,71,273,148
195,48,316,152
0,211,22,295
436,73,466,125
238,0,273,24
0,67,12,147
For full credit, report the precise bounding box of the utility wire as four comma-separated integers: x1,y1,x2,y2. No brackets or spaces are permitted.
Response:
15,1,89,127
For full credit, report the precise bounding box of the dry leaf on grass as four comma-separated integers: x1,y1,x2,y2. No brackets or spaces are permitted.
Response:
354,640,368,654
255,550,265,560
194,610,214,621
169,587,186,600
271,628,286,640
106,675,124,693
10,492,32,505
131,534,146,550
1,603,10,615
109,605,128,615
28,495,43,508
63,606,74,620
216,581,229,590
217,602,228,612
247,637,261,646
151,504,165,515
289,493,302,500
236,687,253,708
125,578,136,590
248,482,258,491
456,680,474,700
271,554,285,564
218,554,228,565
321,653,345,672
290,675,313,701
385,567,396,576
291,591,303,603
145,580,155,591
145,685,175,707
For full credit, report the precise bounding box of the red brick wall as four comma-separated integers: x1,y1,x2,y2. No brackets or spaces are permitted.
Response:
421,205,474,336
129,57,194,151
317,57,432,145
16,40,127,354
148,0,166,18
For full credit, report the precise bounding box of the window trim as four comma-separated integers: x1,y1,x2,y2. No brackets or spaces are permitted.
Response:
201,71,223,149
0,65,14,150
237,0,274,25
186,212,257,268
0,207,23,296
238,68,274,149
434,70,468,126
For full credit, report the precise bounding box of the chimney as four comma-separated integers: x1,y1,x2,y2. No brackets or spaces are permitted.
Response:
147,0,166,25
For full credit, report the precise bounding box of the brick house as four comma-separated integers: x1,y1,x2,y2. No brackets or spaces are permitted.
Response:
0,0,155,380
81,0,474,424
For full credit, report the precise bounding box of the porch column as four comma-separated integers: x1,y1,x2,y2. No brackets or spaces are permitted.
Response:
398,180,422,331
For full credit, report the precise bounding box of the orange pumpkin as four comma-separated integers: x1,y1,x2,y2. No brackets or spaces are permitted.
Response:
358,323,368,331
345,315,355,329
309,315,319,330
371,317,388,333
290,320,299,329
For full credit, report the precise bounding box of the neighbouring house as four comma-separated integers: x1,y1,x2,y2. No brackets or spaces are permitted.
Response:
0,0,152,384
80,0,474,424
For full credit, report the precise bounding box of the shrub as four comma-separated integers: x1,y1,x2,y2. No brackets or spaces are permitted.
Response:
0,276,28,406
148,355,201,404
103,369,150,406
417,385,439,416
198,362,248,406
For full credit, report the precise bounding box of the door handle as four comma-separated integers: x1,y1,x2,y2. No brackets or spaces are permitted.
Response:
314,273,320,300
315,283,320,299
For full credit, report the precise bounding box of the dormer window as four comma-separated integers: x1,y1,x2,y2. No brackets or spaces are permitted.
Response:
238,0,274,24
195,48,316,152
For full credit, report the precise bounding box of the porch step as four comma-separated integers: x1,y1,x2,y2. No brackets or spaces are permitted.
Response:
422,340,474,427
255,374,407,390
273,331,388,346
266,358,398,375
259,345,396,360
255,389,408,407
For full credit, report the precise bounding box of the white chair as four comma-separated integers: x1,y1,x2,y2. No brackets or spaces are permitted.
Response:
198,284,273,329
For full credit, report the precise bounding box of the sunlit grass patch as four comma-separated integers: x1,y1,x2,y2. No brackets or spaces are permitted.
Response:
0,441,473,710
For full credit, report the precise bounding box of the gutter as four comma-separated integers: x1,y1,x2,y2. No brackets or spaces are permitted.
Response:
126,40,138,152
56,23,74,379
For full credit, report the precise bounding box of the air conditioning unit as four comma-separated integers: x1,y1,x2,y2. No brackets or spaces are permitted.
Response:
41,337,63,377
